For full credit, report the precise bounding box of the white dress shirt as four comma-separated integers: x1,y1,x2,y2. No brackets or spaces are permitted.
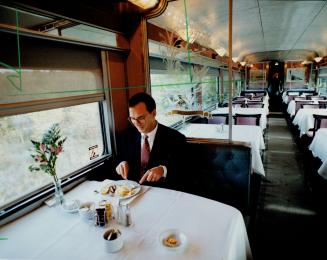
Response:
141,122,167,177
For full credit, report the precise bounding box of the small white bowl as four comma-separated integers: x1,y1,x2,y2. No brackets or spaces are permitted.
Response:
62,200,80,213
79,202,95,220
159,229,188,252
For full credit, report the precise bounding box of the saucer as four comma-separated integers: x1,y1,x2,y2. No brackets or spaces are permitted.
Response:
159,229,187,252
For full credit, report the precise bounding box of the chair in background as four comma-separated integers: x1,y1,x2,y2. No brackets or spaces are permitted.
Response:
234,113,261,126
208,113,229,124
318,100,327,109
313,114,327,137
246,102,264,108
233,96,246,102
309,96,326,101
232,101,245,108
250,97,264,102
294,100,314,115
254,92,265,98
301,104,320,109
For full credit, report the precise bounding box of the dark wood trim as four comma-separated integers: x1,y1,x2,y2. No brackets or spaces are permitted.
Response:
145,0,169,19
0,93,104,116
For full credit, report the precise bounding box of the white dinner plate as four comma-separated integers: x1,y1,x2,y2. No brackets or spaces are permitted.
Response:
101,180,141,200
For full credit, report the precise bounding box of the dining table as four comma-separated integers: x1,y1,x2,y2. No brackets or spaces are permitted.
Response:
0,179,253,260
179,123,265,176
309,128,327,180
292,108,327,137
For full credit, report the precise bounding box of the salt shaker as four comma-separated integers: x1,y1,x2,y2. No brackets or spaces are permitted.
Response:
124,204,132,227
116,201,124,225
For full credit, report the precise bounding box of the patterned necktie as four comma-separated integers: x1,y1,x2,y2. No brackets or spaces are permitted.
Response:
140,135,150,176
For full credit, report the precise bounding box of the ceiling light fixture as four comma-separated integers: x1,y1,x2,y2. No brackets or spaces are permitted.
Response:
240,61,246,66
215,47,227,57
127,0,159,9
232,57,239,63
314,57,323,63
177,28,198,44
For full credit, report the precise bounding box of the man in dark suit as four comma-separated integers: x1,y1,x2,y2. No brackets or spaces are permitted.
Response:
115,92,187,190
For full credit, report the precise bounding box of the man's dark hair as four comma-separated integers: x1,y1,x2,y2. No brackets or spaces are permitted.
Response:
129,92,156,112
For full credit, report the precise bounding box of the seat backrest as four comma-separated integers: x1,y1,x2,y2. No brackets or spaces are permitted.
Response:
313,114,327,137
310,96,326,101
301,104,320,109
295,100,314,115
208,113,229,124
318,100,327,109
254,92,265,97
234,113,261,126
233,96,246,102
185,138,252,215
250,97,263,102
232,102,244,108
246,102,264,108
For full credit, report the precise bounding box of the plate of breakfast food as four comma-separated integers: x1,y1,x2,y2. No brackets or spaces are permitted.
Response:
159,229,188,252
100,180,141,199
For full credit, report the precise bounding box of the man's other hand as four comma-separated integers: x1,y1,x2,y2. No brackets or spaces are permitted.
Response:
139,166,164,184
116,161,129,179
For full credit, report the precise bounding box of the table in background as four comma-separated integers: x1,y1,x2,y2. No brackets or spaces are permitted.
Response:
0,180,252,260
309,129,327,180
179,123,265,176
292,108,327,137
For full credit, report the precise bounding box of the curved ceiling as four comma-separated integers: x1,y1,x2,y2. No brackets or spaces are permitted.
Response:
149,0,327,63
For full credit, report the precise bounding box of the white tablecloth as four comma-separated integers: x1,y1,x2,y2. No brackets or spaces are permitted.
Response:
0,180,252,260
211,107,267,130
292,108,327,136
287,100,319,117
309,129,327,179
179,123,265,176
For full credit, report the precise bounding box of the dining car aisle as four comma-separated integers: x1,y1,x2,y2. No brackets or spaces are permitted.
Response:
252,115,327,260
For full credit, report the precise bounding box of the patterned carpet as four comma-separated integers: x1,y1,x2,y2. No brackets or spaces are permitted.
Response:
251,115,327,260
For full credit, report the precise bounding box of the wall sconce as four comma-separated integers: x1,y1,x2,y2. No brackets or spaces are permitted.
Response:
127,0,159,9
314,57,323,63
240,61,246,66
215,47,227,57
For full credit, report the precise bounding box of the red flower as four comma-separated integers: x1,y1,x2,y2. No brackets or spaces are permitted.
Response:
56,146,62,155
40,144,46,152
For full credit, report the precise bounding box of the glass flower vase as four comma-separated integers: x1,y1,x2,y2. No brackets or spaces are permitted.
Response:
53,175,65,206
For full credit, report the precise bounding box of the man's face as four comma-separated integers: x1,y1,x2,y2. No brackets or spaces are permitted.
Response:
129,102,156,134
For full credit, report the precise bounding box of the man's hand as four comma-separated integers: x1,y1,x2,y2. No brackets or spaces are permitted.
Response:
139,166,164,184
116,161,129,179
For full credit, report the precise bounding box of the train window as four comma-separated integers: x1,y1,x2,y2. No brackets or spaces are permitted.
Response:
201,75,219,110
318,67,327,95
0,102,104,209
0,5,117,48
149,41,219,126
151,71,193,126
